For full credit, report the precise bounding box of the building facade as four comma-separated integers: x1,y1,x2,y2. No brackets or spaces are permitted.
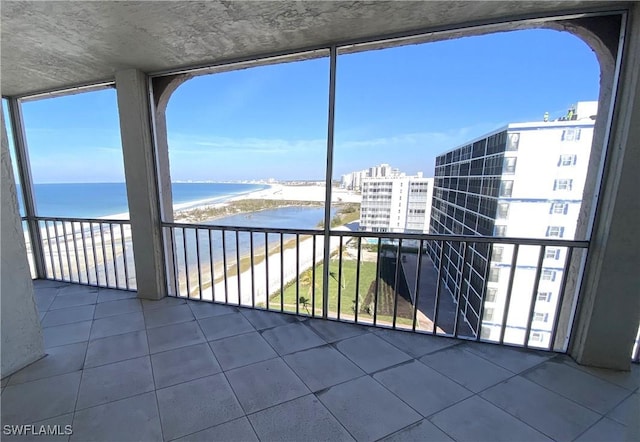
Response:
428,102,597,346
360,171,433,233
341,163,401,191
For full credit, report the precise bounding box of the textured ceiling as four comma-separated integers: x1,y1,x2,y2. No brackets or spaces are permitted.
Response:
0,1,620,97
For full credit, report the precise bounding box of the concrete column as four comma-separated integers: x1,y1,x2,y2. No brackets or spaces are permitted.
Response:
150,74,192,295
115,69,166,300
569,7,640,370
1,104,44,377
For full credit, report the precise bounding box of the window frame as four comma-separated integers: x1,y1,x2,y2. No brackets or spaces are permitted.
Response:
537,291,552,302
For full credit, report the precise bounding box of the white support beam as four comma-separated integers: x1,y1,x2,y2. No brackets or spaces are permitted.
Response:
570,6,640,370
7,98,47,278
115,69,166,300
1,102,44,377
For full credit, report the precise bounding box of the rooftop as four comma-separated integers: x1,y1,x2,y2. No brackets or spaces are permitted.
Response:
1,281,637,441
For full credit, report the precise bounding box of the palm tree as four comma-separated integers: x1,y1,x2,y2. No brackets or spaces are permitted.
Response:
299,269,314,313
299,296,310,314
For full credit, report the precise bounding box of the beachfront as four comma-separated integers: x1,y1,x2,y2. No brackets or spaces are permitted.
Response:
29,183,365,318
174,183,361,223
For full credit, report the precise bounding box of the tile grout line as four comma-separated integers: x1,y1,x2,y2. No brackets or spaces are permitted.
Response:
69,283,86,442
142,307,166,442
512,360,629,416
475,384,593,441
556,355,640,392
415,347,524,394
72,355,156,413
164,416,254,442
220,308,355,441
189,304,260,441
570,414,615,442
23,281,639,442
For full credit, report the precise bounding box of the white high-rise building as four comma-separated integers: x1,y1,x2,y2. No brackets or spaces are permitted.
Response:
360,171,433,233
341,163,403,191
429,101,597,347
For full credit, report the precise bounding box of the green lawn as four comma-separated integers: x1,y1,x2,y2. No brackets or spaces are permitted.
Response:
269,258,375,317
267,257,416,326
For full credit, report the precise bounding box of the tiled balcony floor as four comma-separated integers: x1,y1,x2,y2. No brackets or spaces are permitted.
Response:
1,280,638,442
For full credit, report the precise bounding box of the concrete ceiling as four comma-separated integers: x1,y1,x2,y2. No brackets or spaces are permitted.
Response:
1,1,620,97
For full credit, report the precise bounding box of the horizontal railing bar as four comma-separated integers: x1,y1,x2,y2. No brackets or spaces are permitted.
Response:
324,230,590,247
163,222,321,236
30,216,131,225
162,221,589,248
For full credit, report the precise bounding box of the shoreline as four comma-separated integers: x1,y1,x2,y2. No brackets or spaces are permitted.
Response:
173,183,360,224
29,182,361,224
96,183,273,221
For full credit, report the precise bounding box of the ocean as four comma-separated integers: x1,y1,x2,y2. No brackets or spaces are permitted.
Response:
25,182,270,219
25,182,337,291
22,182,332,231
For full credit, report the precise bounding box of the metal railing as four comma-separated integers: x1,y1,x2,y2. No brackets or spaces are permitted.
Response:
163,221,589,352
632,326,640,364
28,216,135,291
26,217,636,359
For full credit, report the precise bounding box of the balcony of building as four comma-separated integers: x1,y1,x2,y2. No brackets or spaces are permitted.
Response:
1,280,637,442
2,2,640,441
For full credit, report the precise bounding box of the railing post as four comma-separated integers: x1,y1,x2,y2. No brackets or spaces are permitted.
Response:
6,98,47,279
321,46,337,319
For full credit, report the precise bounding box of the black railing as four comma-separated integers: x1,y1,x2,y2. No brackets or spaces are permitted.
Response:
27,216,638,360
163,221,589,352
28,216,135,291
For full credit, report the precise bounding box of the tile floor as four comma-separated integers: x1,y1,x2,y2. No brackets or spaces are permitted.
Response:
1,280,638,442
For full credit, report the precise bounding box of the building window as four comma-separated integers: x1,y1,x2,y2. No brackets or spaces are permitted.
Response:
537,292,552,302
507,133,520,151
499,180,514,197
558,154,577,166
530,332,545,342
492,245,504,262
533,312,549,323
488,268,500,283
486,287,497,303
561,128,581,141
545,248,560,260
494,225,507,236
542,270,556,281
503,157,517,174
497,202,510,219
480,326,492,339
483,308,495,322
550,202,569,214
553,179,573,191
546,226,565,238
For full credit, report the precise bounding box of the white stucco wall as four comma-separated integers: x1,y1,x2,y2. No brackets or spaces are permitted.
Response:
1,106,44,378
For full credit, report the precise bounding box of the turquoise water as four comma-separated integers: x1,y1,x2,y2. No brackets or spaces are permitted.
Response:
174,205,334,263
25,182,334,286
21,182,270,218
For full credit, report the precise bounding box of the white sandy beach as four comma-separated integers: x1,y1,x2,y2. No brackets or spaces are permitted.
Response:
173,183,361,219
229,183,361,204
87,183,361,221
25,184,361,286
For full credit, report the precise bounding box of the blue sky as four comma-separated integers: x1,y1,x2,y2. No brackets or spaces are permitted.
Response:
15,28,599,183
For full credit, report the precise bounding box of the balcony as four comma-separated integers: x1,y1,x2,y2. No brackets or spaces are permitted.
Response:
1,280,638,441
2,3,640,442
20,216,596,352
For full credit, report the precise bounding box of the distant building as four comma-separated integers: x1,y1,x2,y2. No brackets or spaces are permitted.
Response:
340,163,401,191
428,101,597,346
360,170,433,234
